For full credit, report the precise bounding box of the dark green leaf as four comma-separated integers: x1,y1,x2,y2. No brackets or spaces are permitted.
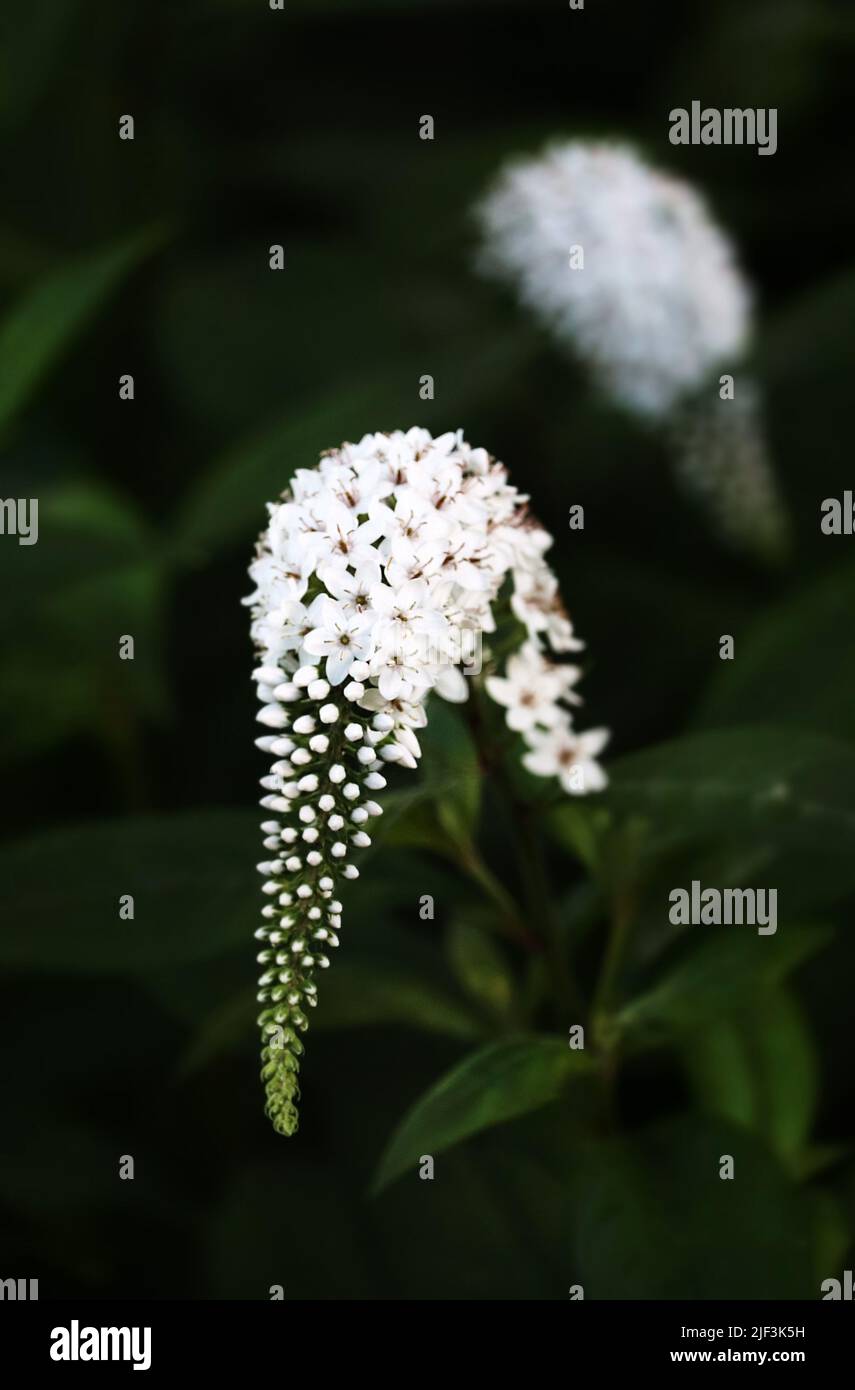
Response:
618,922,831,1039
608,726,855,853
446,913,516,1021
571,1114,815,1298
175,910,485,1081
696,560,855,744
681,987,818,1165
0,481,169,761
0,230,160,433
316,958,484,1040
170,375,414,563
373,1036,592,1194
420,696,481,843
0,0,78,130
0,810,259,971
605,726,855,914
0,480,154,635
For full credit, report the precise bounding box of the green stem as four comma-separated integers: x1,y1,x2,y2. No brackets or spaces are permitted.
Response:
457,841,535,949
463,682,584,1022
512,803,585,1024
591,886,635,1027
589,885,637,1134
592,884,639,1100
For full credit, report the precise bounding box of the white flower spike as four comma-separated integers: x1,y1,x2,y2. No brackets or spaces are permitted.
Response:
477,140,789,560
246,427,607,1136
476,140,750,420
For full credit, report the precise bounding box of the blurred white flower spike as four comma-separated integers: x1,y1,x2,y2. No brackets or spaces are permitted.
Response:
476,140,789,560
476,140,750,418
245,427,607,1135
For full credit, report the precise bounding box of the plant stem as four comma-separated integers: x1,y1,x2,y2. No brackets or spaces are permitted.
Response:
463,682,584,1021
512,801,585,1023
591,885,635,1027
458,839,536,949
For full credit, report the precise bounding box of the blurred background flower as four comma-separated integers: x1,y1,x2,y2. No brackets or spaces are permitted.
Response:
476,140,750,419
476,138,789,560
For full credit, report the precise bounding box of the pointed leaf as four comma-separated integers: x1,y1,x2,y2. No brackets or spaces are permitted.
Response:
618,922,831,1039
681,987,818,1166
0,810,258,971
0,230,160,432
696,561,855,744
373,1036,592,1194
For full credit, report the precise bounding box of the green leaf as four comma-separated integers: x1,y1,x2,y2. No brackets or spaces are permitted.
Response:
368,726,489,907
154,243,413,437
446,914,517,1022
0,563,169,764
571,1114,815,1298
170,375,415,563
0,480,154,634
681,987,818,1166
0,0,78,130
0,230,160,433
171,986,253,1081
316,883,486,1039
0,481,170,761
759,268,855,492
376,796,457,858
808,1189,851,1290
370,1108,586,1300
0,809,259,972
608,725,855,853
316,960,483,1040
605,726,855,913
420,697,481,843
548,801,611,874
372,1036,592,1194
169,324,531,564
696,561,855,744
618,923,831,1040
175,937,486,1081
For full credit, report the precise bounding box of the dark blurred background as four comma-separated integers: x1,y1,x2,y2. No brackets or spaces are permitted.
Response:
1,0,854,1299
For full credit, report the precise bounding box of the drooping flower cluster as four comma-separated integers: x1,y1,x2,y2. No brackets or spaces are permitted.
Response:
476,140,751,419
246,426,607,1135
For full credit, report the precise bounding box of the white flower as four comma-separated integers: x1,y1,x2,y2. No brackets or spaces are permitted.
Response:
370,581,451,675
322,560,381,620
486,641,580,733
369,626,428,702
430,665,469,703
330,459,394,515
522,723,609,795
383,534,445,589
476,140,750,419
302,597,375,685
307,498,383,574
510,563,584,653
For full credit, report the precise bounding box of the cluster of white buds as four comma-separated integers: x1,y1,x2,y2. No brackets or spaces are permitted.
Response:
245,426,607,1134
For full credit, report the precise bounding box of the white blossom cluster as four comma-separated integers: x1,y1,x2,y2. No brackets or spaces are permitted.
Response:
245,426,607,1135
476,140,751,419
